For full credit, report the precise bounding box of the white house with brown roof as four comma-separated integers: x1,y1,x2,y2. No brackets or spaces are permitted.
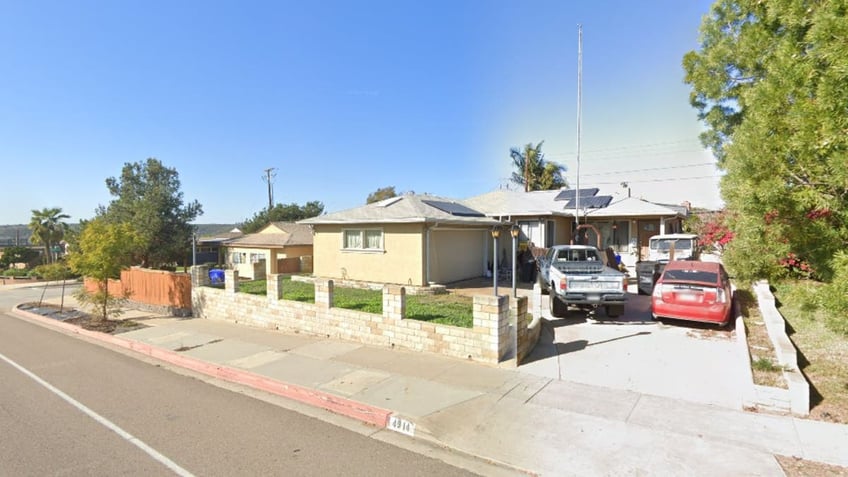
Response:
224,222,313,280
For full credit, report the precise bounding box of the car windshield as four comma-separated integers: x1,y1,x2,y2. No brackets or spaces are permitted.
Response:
554,249,599,261
652,239,693,251
663,269,717,284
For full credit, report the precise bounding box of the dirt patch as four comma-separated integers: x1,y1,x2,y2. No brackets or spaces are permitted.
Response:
776,455,848,477
19,302,147,335
736,289,788,389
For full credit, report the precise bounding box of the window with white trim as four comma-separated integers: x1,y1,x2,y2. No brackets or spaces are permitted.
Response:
343,228,383,251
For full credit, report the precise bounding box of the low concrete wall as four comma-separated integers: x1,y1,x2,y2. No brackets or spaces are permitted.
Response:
192,271,521,364
737,281,810,416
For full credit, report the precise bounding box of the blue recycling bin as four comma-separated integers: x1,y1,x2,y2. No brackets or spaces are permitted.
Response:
209,269,225,284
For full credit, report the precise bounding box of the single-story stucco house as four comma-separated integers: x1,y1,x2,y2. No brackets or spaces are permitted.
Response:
300,188,691,286
299,195,500,286
224,222,313,280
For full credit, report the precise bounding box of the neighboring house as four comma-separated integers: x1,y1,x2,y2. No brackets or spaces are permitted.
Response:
299,195,500,286
195,228,243,265
224,223,313,280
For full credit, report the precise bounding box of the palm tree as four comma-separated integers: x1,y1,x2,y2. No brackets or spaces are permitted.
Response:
509,141,567,191
29,207,70,264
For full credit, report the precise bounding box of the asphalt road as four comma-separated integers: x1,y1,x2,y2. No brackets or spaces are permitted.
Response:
0,284,477,476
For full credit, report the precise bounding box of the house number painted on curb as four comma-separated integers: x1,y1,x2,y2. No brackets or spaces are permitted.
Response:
388,415,415,437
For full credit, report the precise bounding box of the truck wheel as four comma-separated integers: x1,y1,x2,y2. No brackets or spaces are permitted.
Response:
549,294,566,318
605,305,624,318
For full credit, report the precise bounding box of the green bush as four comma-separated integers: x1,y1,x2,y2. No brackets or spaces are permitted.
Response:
818,251,848,335
33,263,78,281
1,268,30,277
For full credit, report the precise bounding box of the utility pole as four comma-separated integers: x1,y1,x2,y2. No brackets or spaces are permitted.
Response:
262,167,277,212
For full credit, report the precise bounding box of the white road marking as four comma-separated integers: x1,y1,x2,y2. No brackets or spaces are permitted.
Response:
0,351,194,477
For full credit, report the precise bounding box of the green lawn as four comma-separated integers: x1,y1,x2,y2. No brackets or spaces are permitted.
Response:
237,278,473,327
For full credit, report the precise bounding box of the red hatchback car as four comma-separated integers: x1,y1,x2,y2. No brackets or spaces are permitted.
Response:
651,260,732,326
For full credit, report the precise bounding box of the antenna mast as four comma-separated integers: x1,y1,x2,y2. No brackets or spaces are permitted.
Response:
575,24,583,228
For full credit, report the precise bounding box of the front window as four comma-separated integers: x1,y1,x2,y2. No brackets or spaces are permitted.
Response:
343,228,383,251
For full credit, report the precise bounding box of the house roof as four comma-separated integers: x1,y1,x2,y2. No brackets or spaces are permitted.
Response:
462,189,684,219
298,195,500,226
225,222,313,248
198,231,244,244
460,189,574,217
580,196,684,218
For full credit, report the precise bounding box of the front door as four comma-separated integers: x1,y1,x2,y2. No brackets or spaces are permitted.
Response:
637,220,660,260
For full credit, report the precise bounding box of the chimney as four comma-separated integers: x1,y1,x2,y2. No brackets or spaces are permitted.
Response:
681,201,691,211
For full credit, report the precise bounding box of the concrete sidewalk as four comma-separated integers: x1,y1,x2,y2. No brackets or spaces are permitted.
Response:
13,298,848,476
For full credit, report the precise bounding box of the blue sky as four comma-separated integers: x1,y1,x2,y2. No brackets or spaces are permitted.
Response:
0,0,719,225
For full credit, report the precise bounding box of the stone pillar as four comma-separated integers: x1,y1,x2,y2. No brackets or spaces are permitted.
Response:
267,273,284,301
512,296,529,364
473,294,509,363
316,279,334,309
225,270,238,294
191,265,210,287
382,285,406,320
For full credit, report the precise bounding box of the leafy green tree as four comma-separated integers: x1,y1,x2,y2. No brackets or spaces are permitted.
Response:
0,246,40,268
69,219,140,321
366,186,398,204
510,141,567,191
97,158,202,269
28,207,70,264
684,1,848,285
239,201,324,233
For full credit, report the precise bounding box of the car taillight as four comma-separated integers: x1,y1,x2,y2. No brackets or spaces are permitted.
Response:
652,282,663,301
703,287,726,304
559,278,567,291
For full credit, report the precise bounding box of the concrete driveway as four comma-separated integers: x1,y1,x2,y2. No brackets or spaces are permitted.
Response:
519,287,748,410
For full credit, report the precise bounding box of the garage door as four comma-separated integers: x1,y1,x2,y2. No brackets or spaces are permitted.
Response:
429,229,486,284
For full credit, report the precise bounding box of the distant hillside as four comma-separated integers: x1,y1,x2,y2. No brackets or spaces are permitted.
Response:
0,223,237,246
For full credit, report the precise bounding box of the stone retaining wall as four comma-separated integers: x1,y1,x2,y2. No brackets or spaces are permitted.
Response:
191,270,533,365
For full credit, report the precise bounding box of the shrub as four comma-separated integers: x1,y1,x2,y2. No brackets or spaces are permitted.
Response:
1,268,30,277
818,251,848,335
33,263,78,281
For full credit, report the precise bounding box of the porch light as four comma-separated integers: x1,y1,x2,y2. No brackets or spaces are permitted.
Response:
491,229,500,239
510,227,520,239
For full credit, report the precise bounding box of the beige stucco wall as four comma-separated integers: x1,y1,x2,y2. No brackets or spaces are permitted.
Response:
278,244,312,258
312,223,426,286
428,229,487,284
227,245,313,279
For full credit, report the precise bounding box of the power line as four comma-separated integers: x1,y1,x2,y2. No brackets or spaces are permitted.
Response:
586,175,720,185
547,138,703,157
571,162,715,177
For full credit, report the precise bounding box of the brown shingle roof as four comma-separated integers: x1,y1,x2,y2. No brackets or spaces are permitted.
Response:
224,222,313,248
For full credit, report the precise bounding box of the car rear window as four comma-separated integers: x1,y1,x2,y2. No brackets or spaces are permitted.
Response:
663,269,718,283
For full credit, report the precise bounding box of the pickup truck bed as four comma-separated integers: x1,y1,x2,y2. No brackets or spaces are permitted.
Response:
538,245,628,318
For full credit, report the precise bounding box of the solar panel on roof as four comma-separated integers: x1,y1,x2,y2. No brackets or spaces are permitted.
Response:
565,195,612,208
422,200,485,217
554,188,600,201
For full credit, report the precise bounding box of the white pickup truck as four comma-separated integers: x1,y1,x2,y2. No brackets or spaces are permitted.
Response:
537,245,628,318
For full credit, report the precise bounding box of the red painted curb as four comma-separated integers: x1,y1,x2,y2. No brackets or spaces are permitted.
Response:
11,306,392,428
